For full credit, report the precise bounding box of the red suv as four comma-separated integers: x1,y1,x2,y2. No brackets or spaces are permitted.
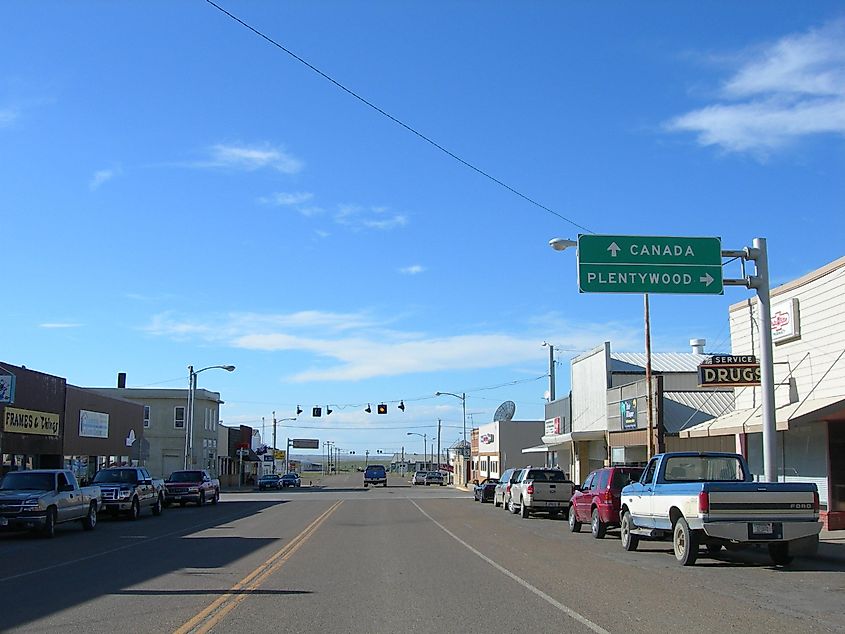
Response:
568,466,643,538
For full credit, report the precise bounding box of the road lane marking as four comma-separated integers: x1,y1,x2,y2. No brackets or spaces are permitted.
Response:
410,499,610,634
0,507,264,584
174,499,343,634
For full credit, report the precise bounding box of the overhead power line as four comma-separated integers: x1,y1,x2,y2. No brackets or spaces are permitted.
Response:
204,0,594,234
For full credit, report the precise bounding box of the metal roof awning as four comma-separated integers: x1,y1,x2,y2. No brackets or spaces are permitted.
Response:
521,444,550,454
541,429,607,447
679,396,845,438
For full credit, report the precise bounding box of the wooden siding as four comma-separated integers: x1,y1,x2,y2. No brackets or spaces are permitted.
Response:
571,343,611,433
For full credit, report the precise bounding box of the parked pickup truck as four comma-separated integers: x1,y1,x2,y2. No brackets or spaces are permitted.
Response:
363,464,387,488
508,467,576,518
92,467,165,519
620,452,822,566
0,469,100,537
164,470,220,507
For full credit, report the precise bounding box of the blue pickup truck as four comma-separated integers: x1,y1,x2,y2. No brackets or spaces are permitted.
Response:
619,452,821,566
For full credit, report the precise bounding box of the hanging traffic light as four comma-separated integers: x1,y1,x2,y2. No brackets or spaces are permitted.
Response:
377,403,387,414
296,405,303,415
312,406,322,417
365,403,372,413
398,400,405,412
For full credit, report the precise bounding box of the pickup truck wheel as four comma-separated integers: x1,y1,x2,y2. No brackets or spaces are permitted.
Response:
568,507,581,532
620,511,638,551
591,508,607,539
520,499,530,519
42,507,57,538
82,503,97,530
129,498,140,521
152,495,163,516
198,492,206,507
212,491,219,505
673,517,699,566
768,542,793,566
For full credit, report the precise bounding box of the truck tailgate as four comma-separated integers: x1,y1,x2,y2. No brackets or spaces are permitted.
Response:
530,482,574,502
705,483,817,522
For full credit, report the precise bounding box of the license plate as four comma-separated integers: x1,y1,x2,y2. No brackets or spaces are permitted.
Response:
174,495,182,500
545,501,562,507
752,522,773,534
0,517,7,527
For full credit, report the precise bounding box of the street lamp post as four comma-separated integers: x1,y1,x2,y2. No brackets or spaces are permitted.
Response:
435,391,466,477
272,412,297,474
407,432,427,470
185,364,235,470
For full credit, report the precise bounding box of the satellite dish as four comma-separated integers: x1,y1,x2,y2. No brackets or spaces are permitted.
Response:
493,400,516,422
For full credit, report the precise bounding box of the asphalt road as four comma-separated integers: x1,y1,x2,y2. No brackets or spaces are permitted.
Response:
1,472,843,633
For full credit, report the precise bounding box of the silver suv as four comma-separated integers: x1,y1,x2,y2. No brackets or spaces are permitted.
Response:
493,468,518,509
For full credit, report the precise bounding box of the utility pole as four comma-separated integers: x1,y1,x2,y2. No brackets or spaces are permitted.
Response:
644,294,654,460
546,343,556,401
437,419,442,472
272,412,278,474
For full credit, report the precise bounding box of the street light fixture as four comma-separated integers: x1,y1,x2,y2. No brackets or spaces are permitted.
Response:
548,237,577,251
435,391,466,457
407,432,428,470
186,364,235,470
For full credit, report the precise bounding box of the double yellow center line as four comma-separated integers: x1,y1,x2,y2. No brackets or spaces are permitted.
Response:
174,499,343,634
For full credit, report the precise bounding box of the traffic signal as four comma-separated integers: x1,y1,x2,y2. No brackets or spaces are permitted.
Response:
398,400,405,412
377,403,387,414
312,406,322,417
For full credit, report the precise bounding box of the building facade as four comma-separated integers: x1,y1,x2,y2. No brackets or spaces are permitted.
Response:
471,419,544,482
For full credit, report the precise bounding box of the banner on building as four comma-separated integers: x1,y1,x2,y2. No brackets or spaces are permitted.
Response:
3,407,60,436
79,410,109,438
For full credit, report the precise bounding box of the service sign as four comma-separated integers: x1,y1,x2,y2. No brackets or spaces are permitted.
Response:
698,362,761,388
4,407,60,436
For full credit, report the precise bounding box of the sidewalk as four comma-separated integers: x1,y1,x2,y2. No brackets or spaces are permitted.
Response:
815,528,845,563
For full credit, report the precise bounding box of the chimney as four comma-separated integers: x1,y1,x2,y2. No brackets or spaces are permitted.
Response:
117,372,127,388
689,339,706,355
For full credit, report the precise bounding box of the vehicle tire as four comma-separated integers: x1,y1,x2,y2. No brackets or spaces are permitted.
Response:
212,490,219,505
568,506,581,532
493,496,501,508
152,495,163,516
508,498,519,514
129,498,141,521
42,507,57,538
82,503,97,530
705,543,723,555
768,542,793,566
673,517,699,566
364,483,368,488
383,483,387,488
591,508,607,539
620,511,638,551
520,499,530,519
198,492,205,507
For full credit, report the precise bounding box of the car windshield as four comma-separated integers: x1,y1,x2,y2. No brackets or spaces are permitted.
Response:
663,456,745,482
167,471,204,483
526,470,568,482
282,474,297,479
0,472,54,491
365,466,385,474
93,469,137,484
260,475,277,480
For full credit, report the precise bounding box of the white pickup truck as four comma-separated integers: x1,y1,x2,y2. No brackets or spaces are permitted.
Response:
620,452,822,566
508,467,576,519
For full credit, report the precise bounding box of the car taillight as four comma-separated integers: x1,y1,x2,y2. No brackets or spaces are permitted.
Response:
526,484,534,495
602,490,613,504
813,491,820,513
698,491,709,514
506,484,511,493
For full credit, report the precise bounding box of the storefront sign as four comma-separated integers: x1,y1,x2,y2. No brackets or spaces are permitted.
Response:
545,417,561,435
3,407,60,436
698,363,761,388
79,409,109,438
480,433,495,444
0,374,15,404
771,298,800,344
620,398,638,430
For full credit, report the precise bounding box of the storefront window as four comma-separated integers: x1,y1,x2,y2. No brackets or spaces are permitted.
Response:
143,405,150,428
174,406,185,429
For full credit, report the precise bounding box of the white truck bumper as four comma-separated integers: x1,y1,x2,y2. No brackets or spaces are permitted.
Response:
703,520,822,542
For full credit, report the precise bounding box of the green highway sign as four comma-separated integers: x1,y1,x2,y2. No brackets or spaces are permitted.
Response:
577,234,723,295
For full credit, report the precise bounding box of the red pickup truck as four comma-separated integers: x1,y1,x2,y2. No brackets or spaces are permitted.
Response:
163,470,220,507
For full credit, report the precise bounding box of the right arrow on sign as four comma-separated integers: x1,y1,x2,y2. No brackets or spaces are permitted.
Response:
607,242,621,257
700,272,714,286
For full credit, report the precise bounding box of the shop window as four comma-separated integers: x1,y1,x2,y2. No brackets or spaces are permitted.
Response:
143,405,150,428
174,406,185,429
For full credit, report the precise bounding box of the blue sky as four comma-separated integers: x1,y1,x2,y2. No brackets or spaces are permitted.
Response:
2,2,843,457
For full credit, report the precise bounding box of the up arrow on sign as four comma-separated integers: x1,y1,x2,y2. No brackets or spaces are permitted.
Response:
125,429,136,447
607,242,621,257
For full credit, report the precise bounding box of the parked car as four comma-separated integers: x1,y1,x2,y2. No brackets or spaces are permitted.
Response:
258,474,282,490
280,473,301,488
493,468,518,509
0,469,100,537
363,464,387,488
569,466,643,538
508,467,575,518
424,471,445,486
620,452,822,566
92,467,165,520
412,471,427,486
164,470,220,507
473,477,499,502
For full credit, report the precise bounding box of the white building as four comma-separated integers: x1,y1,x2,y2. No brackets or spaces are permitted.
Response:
471,420,544,482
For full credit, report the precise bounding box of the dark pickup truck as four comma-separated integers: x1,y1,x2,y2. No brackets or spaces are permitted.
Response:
93,467,165,519
164,470,220,507
0,469,101,537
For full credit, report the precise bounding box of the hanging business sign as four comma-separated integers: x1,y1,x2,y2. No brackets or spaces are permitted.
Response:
79,410,109,438
545,417,561,435
698,355,761,388
771,298,801,344
3,407,60,436
620,398,638,430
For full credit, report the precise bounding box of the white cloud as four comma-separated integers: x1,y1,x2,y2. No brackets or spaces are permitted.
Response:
399,265,426,275
39,323,82,329
666,19,845,154
260,192,314,206
335,204,408,231
0,107,18,127
145,310,639,383
89,168,116,191
200,143,303,174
